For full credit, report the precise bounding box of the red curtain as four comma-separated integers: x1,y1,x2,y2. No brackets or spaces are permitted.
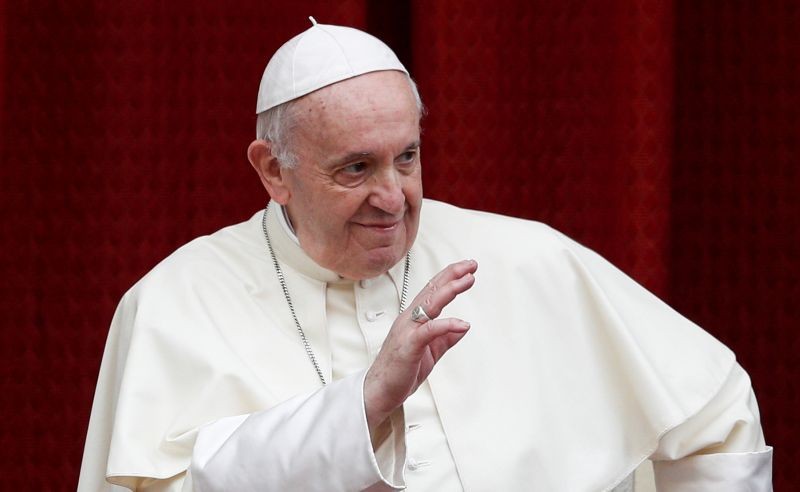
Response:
1,1,796,489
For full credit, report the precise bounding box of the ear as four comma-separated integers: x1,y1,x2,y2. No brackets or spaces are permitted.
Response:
248,140,291,205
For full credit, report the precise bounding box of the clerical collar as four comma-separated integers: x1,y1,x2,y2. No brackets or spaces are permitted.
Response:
278,204,300,245
265,201,407,286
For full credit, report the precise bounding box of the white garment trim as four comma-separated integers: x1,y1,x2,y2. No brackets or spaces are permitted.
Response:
278,204,300,245
654,447,773,491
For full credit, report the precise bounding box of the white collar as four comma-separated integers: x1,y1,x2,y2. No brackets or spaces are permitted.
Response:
278,204,300,245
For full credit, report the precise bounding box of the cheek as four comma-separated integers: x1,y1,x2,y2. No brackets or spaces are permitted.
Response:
322,198,361,234
403,176,424,205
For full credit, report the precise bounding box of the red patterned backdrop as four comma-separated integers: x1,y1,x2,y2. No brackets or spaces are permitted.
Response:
1,0,797,489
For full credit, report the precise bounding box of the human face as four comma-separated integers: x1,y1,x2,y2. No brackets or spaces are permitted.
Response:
280,71,423,280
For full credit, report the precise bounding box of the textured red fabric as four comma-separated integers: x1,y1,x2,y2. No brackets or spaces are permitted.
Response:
411,0,674,297
0,1,796,489
671,1,800,487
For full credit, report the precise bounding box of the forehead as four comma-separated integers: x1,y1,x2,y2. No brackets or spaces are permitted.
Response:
290,71,420,148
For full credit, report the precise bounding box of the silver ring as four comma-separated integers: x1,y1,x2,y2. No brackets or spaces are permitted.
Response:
411,305,431,323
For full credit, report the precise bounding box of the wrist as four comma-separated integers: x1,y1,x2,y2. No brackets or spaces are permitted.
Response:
364,370,393,431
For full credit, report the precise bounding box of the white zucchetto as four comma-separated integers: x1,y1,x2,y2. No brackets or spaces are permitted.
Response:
256,17,408,114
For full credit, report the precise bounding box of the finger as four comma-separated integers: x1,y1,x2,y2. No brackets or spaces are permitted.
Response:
408,260,477,320
410,318,471,354
427,330,469,361
414,270,476,320
424,259,478,292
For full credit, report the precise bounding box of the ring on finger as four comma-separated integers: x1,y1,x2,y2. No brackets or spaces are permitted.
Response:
411,305,432,324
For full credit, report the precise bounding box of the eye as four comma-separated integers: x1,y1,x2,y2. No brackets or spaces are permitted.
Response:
333,162,369,187
342,162,367,174
396,148,418,166
399,151,416,162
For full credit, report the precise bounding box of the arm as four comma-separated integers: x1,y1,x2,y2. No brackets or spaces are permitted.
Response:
190,371,404,492
190,260,477,491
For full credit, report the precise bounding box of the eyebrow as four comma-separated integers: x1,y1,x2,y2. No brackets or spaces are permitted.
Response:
328,140,421,168
330,151,372,168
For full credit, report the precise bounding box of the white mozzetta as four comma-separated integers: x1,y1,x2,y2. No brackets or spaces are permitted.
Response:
78,199,771,491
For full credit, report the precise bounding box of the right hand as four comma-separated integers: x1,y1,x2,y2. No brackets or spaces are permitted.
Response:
364,259,478,430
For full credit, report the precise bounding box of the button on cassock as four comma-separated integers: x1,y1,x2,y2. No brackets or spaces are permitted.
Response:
407,458,431,471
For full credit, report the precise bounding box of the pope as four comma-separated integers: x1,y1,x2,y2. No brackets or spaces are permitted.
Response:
78,19,772,491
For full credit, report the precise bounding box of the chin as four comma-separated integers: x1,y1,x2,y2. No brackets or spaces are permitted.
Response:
351,247,406,279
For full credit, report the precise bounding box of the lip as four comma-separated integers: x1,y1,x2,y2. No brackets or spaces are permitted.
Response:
356,220,401,231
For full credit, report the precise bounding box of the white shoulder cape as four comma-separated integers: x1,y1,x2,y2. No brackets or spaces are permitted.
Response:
79,199,759,491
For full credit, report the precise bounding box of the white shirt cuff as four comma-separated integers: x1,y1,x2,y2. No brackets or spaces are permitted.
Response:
191,370,406,491
654,447,773,491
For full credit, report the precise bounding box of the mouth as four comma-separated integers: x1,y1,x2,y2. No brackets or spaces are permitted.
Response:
357,221,400,232
354,216,404,233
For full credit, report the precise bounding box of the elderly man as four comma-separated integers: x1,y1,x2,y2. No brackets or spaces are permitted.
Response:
79,20,772,491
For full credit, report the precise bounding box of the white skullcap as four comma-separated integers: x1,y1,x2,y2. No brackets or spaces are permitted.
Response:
256,17,408,114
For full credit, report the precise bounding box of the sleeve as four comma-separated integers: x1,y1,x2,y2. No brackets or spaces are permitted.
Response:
189,370,406,492
650,363,773,491
78,290,407,491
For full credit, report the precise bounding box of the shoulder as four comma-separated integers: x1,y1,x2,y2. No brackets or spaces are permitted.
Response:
417,199,572,264
121,211,271,318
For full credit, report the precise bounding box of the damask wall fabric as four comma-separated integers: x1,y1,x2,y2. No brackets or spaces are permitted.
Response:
0,1,796,489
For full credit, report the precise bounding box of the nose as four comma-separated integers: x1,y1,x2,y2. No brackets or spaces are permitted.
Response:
368,168,405,216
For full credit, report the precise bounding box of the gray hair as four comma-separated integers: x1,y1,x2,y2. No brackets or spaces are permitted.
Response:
256,74,425,169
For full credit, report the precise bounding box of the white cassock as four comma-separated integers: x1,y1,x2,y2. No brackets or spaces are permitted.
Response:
78,199,772,491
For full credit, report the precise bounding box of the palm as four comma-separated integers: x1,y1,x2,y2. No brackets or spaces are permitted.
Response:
364,260,477,430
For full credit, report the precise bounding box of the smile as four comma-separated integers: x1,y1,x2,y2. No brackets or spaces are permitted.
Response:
356,221,401,232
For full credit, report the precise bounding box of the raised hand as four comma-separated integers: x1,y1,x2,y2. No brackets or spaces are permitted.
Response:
364,259,478,430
